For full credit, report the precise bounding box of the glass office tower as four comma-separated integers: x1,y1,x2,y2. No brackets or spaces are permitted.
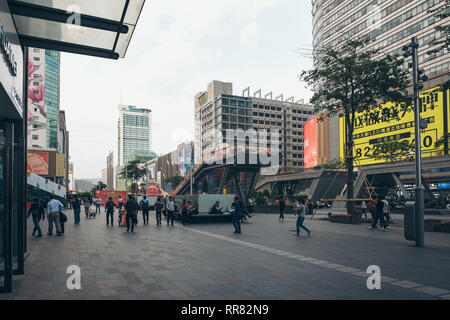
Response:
312,0,449,79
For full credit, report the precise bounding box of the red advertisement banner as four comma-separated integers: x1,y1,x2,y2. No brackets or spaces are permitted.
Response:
304,116,318,169
95,191,127,206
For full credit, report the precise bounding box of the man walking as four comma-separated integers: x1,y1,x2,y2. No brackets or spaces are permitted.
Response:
361,200,368,221
125,195,138,232
95,198,101,215
166,196,175,226
155,197,163,226
370,195,386,231
47,195,63,236
279,196,286,221
232,196,242,234
28,198,45,237
73,197,81,224
181,199,189,226
105,197,118,226
296,199,311,237
83,198,90,218
139,196,150,225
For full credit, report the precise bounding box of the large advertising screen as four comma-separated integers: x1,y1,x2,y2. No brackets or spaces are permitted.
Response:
340,87,449,166
95,191,127,206
304,116,318,168
27,152,49,175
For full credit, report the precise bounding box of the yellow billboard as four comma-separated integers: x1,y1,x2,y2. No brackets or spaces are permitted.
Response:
340,87,449,166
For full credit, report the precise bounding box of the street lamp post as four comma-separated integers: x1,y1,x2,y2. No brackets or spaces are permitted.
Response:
403,36,427,247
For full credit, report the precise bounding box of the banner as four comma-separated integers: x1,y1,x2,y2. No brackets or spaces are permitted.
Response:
147,184,160,196
95,191,127,206
27,152,49,175
304,116,318,168
340,87,449,166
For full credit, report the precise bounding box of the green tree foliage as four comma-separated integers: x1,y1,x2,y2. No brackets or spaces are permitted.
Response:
427,0,449,89
165,176,185,189
369,140,416,162
120,160,146,193
300,37,410,214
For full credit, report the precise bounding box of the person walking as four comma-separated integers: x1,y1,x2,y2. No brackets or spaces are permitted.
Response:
361,200,368,221
232,197,242,234
368,197,377,222
296,199,311,237
28,198,45,237
370,195,386,231
47,195,63,236
139,196,150,225
181,199,189,226
73,197,81,224
166,196,175,226
382,197,391,230
118,196,124,209
95,198,101,215
83,198,90,218
105,197,118,226
155,197,164,226
125,194,138,232
278,196,286,221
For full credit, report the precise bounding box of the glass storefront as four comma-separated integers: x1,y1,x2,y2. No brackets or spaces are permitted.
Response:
0,127,4,288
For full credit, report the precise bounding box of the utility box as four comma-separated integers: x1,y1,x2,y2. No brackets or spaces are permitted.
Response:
404,201,415,241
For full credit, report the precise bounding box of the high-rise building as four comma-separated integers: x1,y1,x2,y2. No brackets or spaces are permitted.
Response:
312,0,449,82
118,105,152,167
106,151,114,190
194,81,313,172
27,48,61,149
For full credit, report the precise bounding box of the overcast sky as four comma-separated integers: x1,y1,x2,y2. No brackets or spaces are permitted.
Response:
61,0,314,179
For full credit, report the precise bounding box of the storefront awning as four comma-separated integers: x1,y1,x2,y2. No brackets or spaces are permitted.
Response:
8,0,145,59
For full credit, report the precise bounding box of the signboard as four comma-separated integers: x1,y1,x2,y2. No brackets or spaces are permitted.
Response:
95,190,127,206
27,152,49,175
304,116,318,168
437,182,450,190
146,184,160,196
340,87,449,166
56,153,65,177
0,0,24,117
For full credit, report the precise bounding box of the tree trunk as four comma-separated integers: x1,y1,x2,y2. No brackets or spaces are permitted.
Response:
345,113,355,215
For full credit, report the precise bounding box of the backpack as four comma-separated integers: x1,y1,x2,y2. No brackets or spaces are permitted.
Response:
60,212,67,223
142,200,150,211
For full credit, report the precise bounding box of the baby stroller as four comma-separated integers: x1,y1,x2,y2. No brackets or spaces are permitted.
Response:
88,204,97,219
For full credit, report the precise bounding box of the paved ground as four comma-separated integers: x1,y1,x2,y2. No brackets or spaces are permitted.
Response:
1,208,450,300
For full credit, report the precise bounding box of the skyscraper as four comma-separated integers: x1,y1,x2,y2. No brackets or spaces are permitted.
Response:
27,48,61,149
312,0,449,81
118,105,152,167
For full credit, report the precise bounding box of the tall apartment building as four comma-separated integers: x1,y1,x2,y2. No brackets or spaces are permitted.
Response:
195,81,313,172
27,48,61,149
312,0,449,83
117,105,152,167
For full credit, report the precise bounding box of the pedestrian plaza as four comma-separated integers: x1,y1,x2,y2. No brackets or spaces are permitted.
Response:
1,210,450,300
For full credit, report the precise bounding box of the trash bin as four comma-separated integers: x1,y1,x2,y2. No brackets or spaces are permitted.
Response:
404,201,415,241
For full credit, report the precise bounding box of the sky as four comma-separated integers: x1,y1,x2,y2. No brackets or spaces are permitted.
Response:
61,0,314,179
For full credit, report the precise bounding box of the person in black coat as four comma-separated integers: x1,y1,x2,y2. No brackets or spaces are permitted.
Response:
28,198,45,237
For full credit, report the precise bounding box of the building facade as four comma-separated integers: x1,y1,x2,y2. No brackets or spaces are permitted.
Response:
312,0,449,81
106,151,114,190
118,105,152,167
68,162,75,192
195,81,313,172
27,48,61,149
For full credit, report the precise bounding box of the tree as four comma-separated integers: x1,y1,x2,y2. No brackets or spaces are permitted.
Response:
96,181,107,191
120,160,146,193
165,176,184,189
369,140,416,163
427,0,450,90
300,37,410,214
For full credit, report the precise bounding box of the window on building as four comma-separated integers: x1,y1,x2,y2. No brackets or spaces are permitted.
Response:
230,100,237,106
32,135,39,140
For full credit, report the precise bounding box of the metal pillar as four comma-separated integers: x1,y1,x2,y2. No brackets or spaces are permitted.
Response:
411,36,424,247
